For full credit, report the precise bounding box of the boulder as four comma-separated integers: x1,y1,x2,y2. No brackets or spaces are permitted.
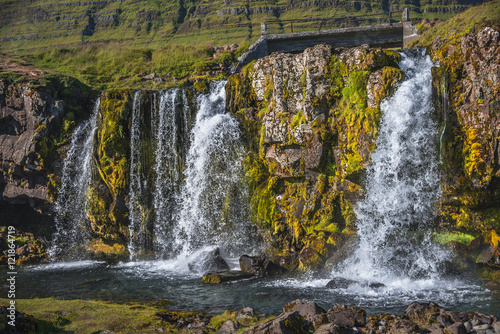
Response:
236,307,255,326
202,270,254,284
447,322,467,334
216,320,238,334
239,255,287,276
326,305,366,328
188,247,230,273
244,312,312,334
314,323,341,334
283,300,326,322
325,278,357,289
404,301,442,326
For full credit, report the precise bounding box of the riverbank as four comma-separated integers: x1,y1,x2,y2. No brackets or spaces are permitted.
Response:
1,297,498,334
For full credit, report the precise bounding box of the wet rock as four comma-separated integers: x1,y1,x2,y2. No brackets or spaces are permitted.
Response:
324,238,358,272
216,320,238,334
244,311,312,334
325,278,357,289
188,247,230,273
239,255,287,276
202,270,254,284
326,305,366,328
283,300,326,322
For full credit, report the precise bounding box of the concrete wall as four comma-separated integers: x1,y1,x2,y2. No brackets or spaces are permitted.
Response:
235,19,419,70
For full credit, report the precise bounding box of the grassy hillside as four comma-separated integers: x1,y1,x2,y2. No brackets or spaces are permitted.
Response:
0,0,494,90
0,0,490,53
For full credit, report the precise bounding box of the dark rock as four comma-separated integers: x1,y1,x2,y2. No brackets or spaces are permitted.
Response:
368,282,386,289
244,312,312,334
202,270,254,284
326,305,366,328
239,255,287,276
216,320,238,334
325,278,357,289
283,300,326,322
447,322,467,334
188,247,230,273
437,315,453,328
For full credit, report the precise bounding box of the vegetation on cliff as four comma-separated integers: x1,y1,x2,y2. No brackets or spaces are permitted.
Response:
227,44,405,268
411,1,500,233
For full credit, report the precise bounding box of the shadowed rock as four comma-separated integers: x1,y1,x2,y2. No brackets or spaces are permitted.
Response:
202,270,254,284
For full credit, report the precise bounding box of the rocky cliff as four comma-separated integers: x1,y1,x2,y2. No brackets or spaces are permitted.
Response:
0,75,95,264
226,44,405,268
429,26,500,232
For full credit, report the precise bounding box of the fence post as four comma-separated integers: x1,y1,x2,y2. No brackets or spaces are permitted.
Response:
290,22,293,33
402,7,409,22
261,22,268,35
388,10,392,26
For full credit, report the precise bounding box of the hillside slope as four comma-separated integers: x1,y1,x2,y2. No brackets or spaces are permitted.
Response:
0,0,489,53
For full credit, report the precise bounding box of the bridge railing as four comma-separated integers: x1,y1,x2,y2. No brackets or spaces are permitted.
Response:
261,8,407,36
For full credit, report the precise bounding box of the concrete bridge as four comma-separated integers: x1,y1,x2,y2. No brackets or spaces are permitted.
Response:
237,8,419,68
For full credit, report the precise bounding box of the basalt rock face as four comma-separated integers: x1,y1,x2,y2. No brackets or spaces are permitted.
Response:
0,77,93,227
430,26,500,232
0,76,94,263
226,44,404,264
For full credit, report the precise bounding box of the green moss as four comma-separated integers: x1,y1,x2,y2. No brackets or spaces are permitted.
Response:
433,231,475,245
291,110,306,128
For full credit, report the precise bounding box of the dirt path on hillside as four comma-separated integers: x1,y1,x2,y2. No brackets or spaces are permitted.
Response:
0,56,49,79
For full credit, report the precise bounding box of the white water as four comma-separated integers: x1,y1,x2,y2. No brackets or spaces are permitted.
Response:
173,81,255,257
49,98,100,260
333,51,450,285
127,91,144,259
152,89,188,256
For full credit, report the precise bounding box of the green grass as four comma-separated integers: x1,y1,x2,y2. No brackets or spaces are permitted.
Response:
433,231,476,245
22,43,245,90
0,298,167,334
410,0,500,47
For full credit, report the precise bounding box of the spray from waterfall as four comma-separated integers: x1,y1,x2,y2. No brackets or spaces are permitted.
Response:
335,50,449,283
49,98,100,260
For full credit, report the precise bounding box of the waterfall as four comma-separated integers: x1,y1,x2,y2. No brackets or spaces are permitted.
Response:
336,50,449,283
152,89,189,256
128,91,144,259
174,81,253,256
49,98,100,260
126,83,258,260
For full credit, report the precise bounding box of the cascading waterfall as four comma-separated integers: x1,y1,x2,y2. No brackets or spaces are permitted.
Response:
335,50,449,283
152,89,190,256
49,98,100,260
126,82,257,260
128,91,145,259
173,81,253,256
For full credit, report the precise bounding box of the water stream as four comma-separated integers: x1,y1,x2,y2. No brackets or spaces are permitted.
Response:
48,99,100,260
